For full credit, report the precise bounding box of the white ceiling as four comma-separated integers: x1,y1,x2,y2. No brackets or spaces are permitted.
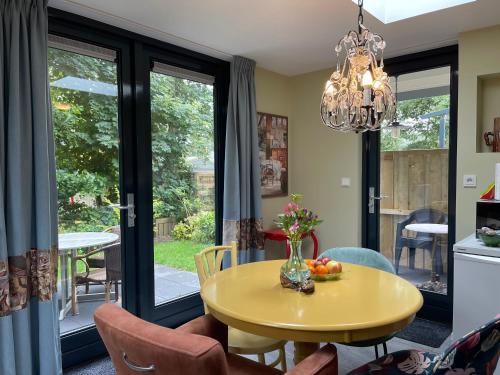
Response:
49,0,500,76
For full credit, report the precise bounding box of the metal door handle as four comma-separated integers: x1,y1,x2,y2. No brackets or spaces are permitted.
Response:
368,187,388,214
122,352,155,372
109,193,135,227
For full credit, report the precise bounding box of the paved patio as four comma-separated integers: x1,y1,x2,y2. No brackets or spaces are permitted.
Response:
60,264,200,335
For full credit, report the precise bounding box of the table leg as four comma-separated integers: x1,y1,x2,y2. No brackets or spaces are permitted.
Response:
59,253,69,321
294,341,319,364
430,236,438,280
71,249,79,315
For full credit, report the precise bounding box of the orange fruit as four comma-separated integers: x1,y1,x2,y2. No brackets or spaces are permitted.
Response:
309,265,316,274
316,265,328,275
306,259,313,266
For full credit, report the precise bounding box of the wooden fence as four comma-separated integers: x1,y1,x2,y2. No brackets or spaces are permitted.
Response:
380,149,449,271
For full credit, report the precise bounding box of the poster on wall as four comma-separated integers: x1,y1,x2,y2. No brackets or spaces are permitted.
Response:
257,112,288,197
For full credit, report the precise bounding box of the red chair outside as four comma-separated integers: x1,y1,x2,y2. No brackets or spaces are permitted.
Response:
264,228,319,259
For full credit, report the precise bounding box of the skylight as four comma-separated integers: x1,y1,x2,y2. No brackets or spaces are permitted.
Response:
353,0,476,24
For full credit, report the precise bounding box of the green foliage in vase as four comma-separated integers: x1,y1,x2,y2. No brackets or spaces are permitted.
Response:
275,194,322,243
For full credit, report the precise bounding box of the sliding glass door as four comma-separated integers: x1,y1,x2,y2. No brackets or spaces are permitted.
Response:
363,47,458,321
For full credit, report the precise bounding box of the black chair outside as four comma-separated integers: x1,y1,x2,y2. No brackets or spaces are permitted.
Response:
74,225,122,310
86,225,121,269
394,208,447,275
74,242,122,304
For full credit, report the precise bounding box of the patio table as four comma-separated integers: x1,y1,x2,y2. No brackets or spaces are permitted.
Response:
201,260,423,364
404,223,448,278
58,232,119,320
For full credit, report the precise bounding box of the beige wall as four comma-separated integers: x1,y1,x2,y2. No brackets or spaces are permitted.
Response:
256,67,362,258
256,25,500,253
288,70,363,252
456,25,500,240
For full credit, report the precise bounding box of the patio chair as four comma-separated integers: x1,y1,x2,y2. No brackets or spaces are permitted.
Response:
95,304,339,375
318,247,396,359
194,242,288,371
394,208,447,275
86,225,121,269
347,315,500,374
74,242,122,307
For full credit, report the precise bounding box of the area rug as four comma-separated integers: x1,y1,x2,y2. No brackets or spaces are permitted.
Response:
395,317,452,348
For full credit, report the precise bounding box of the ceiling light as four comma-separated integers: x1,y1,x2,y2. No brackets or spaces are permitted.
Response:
320,0,395,133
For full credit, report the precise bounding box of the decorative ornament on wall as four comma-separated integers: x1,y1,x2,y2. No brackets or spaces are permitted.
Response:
320,0,396,133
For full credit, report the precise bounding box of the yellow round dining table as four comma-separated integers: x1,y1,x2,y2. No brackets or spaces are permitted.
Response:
201,260,423,364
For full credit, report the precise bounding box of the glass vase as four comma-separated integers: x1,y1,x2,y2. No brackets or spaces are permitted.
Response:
280,240,310,283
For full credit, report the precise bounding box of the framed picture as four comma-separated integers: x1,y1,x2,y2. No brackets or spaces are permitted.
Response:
257,112,288,197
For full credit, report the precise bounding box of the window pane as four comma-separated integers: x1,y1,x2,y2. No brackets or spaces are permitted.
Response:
150,70,215,306
49,43,123,335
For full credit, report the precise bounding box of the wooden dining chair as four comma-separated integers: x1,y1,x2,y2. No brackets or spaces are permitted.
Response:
194,242,288,371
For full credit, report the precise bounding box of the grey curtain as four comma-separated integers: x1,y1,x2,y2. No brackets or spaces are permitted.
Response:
223,56,264,264
0,1,62,374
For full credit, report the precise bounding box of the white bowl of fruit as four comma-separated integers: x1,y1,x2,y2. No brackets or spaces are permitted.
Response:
306,256,343,281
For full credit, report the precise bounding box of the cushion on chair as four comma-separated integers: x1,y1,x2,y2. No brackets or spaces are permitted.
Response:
434,315,500,374
347,350,440,375
319,247,395,274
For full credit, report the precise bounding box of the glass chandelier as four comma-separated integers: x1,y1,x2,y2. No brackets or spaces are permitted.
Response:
320,0,396,133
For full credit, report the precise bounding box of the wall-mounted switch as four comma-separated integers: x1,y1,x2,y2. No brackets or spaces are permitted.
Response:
463,174,477,188
341,177,351,187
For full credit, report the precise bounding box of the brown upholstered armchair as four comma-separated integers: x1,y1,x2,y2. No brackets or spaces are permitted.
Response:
95,304,338,375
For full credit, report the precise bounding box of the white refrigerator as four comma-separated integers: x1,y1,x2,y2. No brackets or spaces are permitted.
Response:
453,234,500,374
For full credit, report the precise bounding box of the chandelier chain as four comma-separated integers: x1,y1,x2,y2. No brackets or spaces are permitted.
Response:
357,0,364,31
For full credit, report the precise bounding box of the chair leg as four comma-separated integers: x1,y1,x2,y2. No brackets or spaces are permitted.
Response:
374,345,379,359
104,282,111,303
279,346,287,372
257,353,266,365
114,281,119,302
383,342,388,356
394,247,403,274
408,248,416,270
71,253,79,315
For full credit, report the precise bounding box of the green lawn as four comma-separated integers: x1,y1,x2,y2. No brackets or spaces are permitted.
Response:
154,240,211,273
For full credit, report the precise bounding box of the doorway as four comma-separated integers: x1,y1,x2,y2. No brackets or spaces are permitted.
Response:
362,47,458,322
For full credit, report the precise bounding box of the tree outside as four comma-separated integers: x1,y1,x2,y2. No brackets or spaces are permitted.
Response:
381,95,450,151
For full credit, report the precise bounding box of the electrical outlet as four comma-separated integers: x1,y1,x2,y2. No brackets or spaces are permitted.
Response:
341,177,351,187
463,174,477,188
